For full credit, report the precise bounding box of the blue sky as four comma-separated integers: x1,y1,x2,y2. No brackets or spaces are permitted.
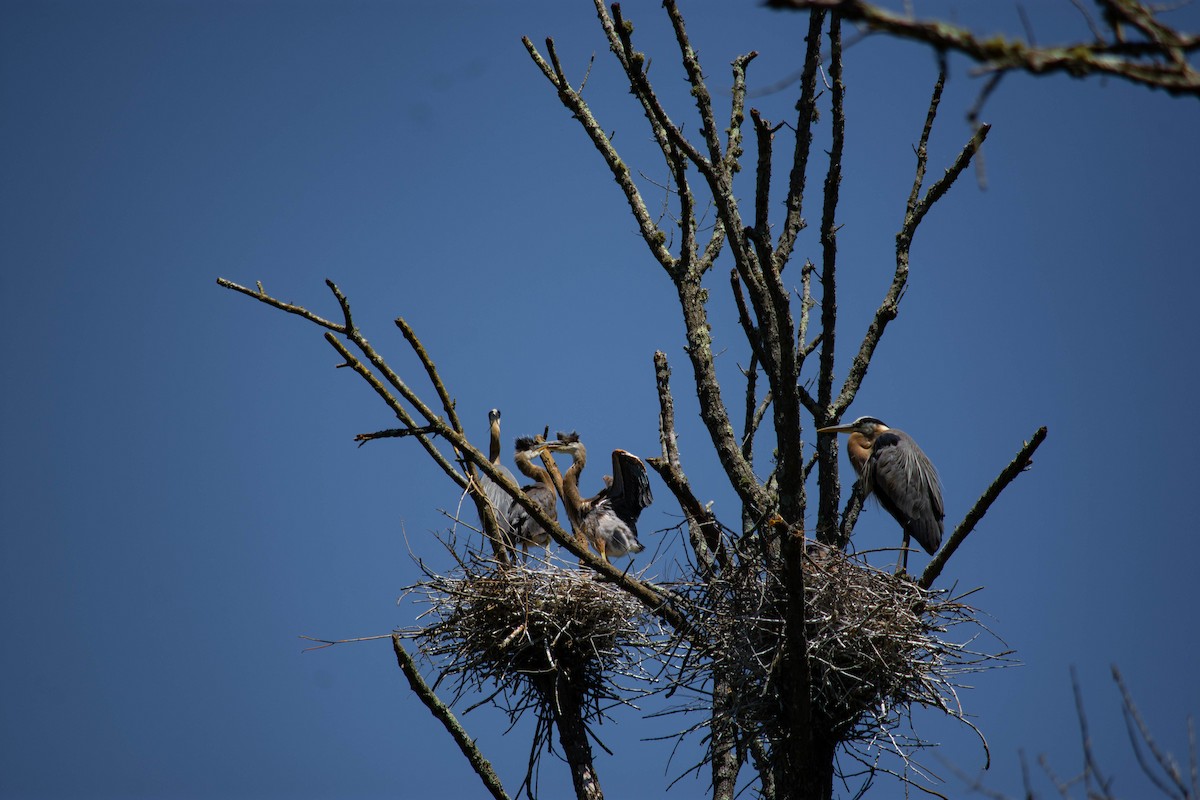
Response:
2,1,1199,798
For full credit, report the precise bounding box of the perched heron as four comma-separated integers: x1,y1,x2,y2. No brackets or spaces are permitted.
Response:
817,416,944,570
506,435,557,559
543,432,653,562
477,409,519,541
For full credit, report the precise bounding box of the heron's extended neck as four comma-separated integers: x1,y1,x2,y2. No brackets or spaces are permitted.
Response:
489,419,501,464
560,446,588,520
514,450,555,498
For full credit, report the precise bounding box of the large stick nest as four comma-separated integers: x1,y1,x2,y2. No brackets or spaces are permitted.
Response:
671,542,1007,758
403,541,1004,781
407,556,665,725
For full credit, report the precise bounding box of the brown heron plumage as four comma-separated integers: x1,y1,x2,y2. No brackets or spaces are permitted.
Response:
817,416,944,569
543,432,652,563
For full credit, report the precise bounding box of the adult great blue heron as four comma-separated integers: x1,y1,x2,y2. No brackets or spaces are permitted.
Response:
543,432,653,563
477,409,519,541
475,410,555,560
817,416,944,570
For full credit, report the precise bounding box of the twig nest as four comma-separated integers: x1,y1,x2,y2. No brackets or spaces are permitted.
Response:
412,559,661,711
690,543,1003,743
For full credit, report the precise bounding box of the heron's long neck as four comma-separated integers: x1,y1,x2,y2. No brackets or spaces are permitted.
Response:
514,451,553,496
489,420,501,464
560,448,588,519
847,433,872,476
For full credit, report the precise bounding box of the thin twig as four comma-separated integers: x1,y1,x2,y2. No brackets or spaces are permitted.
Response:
299,633,393,652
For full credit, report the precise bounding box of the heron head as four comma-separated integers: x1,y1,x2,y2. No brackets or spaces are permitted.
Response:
817,416,889,438
513,435,543,454
488,408,501,425
541,431,583,454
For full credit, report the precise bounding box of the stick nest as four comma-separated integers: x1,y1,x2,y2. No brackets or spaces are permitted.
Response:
676,543,1006,752
407,557,665,724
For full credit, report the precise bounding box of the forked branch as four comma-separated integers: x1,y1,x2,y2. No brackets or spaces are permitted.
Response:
834,92,990,418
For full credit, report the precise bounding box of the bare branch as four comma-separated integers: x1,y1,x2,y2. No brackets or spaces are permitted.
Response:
765,0,1200,98
323,333,468,489
663,0,726,167
904,123,991,240
905,71,947,224
529,5,775,519
392,634,511,800
1114,664,1194,799
741,354,762,462
726,52,759,177
835,479,866,550
814,14,847,546
354,426,439,446
522,35,677,275
919,426,1048,589
396,317,464,438
299,633,393,652
646,350,731,575
1073,666,1117,798
217,277,345,332
773,9,826,271
834,110,989,417
750,108,776,254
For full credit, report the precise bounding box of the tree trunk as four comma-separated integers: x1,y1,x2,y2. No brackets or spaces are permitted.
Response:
711,666,741,800
535,672,603,800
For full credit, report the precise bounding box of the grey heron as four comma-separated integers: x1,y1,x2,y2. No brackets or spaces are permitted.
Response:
817,416,944,570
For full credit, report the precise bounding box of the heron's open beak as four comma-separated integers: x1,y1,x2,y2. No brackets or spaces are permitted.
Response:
816,423,854,434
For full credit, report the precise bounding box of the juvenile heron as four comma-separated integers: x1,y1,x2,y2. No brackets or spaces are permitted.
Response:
817,416,944,570
543,432,653,563
507,435,557,559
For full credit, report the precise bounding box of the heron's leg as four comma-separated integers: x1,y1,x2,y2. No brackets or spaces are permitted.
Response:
897,531,911,574
596,538,608,564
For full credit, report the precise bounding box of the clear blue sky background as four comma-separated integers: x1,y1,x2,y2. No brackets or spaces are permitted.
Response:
3,1,1198,798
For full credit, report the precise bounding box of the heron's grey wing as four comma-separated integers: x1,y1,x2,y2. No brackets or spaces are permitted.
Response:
608,449,653,523
528,481,558,517
866,431,944,554
511,481,556,545
480,464,518,536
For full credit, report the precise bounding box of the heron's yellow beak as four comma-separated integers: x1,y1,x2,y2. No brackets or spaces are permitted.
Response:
816,423,854,434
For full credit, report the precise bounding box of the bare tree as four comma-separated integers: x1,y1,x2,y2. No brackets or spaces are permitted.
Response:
217,3,1073,799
